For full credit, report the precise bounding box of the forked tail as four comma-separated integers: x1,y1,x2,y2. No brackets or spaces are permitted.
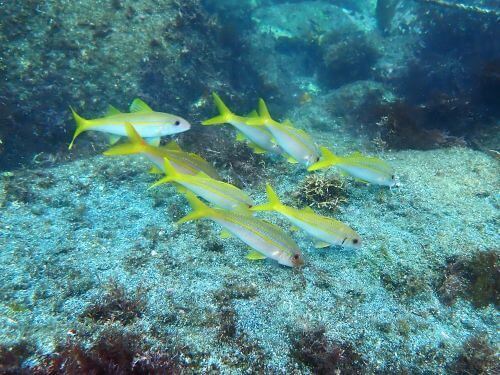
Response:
177,191,213,224
307,147,340,171
103,123,148,156
202,92,235,125
250,183,283,212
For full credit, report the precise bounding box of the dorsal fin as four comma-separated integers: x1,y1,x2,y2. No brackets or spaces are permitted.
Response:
130,98,154,113
105,105,122,117
246,110,259,118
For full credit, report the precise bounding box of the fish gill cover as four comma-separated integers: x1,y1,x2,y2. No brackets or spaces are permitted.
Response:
0,0,499,373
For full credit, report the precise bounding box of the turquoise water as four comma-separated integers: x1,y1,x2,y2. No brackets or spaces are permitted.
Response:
0,0,499,373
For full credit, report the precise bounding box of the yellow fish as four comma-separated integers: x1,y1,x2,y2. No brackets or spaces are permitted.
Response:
308,147,396,187
69,98,190,149
150,158,253,211
178,191,304,267
103,123,221,180
245,99,320,166
252,184,362,249
202,93,280,154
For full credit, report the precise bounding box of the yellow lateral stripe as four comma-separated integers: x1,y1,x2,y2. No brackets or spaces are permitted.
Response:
220,214,292,255
184,178,246,206
276,124,316,154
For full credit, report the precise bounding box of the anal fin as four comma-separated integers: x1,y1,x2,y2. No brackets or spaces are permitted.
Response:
314,240,331,249
246,250,267,260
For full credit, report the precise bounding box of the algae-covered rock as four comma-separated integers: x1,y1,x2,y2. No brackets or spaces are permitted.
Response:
0,0,257,169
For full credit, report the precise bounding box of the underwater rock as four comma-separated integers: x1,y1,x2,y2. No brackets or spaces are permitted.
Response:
0,0,258,169
376,0,400,35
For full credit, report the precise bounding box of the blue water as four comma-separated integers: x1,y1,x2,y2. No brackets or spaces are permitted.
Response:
0,0,498,373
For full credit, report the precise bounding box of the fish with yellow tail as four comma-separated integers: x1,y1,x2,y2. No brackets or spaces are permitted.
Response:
245,98,320,166
69,98,190,149
308,147,397,187
252,183,362,249
103,123,221,180
202,93,280,155
178,191,304,268
150,157,253,211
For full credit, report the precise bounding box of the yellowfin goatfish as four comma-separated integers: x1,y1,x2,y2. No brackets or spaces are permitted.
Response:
103,123,221,180
308,147,396,187
252,184,362,249
179,191,304,267
69,98,191,149
202,93,280,154
150,158,253,211
245,99,320,166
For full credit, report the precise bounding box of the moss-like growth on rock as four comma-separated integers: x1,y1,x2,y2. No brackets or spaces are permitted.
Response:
436,250,499,308
291,326,366,374
293,174,348,211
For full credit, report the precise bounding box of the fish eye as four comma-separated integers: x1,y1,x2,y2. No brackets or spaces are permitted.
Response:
174,120,181,126
391,175,395,180
293,254,300,260
315,156,320,162
352,238,359,245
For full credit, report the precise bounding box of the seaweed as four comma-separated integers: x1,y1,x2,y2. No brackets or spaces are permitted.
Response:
436,250,499,308
291,326,366,374
293,174,348,211
34,328,185,374
448,334,499,374
0,341,33,374
81,279,147,325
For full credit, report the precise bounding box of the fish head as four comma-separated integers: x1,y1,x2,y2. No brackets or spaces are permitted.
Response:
378,173,397,187
342,233,362,250
304,152,321,167
158,113,191,134
289,251,305,267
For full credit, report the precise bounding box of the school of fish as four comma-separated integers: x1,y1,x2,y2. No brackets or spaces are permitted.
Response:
69,94,397,268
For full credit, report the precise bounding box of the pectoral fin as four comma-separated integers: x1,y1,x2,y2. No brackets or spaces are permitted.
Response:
286,156,299,164
246,250,267,261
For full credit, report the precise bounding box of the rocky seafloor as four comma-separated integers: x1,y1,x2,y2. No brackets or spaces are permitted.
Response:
0,134,498,373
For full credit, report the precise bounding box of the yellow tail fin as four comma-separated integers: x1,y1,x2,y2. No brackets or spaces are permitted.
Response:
251,183,283,212
177,191,213,224
148,157,179,189
307,147,340,171
202,92,234,125
68,107,89,150
103,123,148,156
